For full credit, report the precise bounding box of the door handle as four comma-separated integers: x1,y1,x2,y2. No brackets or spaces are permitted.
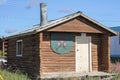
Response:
77,49,79,51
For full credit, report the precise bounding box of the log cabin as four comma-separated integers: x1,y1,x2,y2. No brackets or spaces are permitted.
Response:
0,38,3,52
0,38,7,54
6,3,117,79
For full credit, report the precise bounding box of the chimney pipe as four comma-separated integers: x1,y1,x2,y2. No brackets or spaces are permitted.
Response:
40,3,47,26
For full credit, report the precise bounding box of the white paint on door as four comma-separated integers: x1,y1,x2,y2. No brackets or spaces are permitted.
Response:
75,36,92,73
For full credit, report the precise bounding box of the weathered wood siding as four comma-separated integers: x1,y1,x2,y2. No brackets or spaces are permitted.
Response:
88,34,102,71
47,18,109,34
40,32,75,73
40,32,108,73
7,15,111,78
101,34,110,72
0,39,3,51
0,38,7,53
39,17,111,73
7,34,40,77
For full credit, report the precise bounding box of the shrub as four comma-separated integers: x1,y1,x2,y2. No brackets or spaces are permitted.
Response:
0,50,4,57
111,62,120,80
0,69,31,80
111,62,120,73
0,50,7,59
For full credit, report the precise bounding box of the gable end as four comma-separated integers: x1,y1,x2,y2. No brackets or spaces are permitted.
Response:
46,16,111,34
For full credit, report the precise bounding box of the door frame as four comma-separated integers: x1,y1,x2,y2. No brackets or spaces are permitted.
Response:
75,36,92,72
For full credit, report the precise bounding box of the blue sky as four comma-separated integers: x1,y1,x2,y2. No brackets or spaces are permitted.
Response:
0,0,120,37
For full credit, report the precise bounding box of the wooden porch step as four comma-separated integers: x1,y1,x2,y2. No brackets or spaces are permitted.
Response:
39,71,115,79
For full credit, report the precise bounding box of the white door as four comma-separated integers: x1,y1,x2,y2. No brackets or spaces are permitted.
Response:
76,36,92,73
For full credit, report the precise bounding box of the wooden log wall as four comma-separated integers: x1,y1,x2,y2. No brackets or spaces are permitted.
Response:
7,33,40,77
7,15,112,78
101,34,110,72
88,34,102,71
0,38,8,53
40,32,75,73
40,32,103,73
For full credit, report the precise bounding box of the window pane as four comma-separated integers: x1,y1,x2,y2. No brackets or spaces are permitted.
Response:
16,40,23,56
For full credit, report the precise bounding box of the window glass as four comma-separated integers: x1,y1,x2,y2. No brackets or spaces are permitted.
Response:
16,40,23,56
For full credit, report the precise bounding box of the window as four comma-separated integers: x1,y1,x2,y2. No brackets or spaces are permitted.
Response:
16,40,23,56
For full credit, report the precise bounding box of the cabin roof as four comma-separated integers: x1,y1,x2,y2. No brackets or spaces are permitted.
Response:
6,11,117,39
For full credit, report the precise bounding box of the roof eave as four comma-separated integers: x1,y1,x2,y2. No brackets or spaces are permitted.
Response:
80,14,117,36
5,31,37,39
36,12,82,32
36,12,117,36
6,11,117,39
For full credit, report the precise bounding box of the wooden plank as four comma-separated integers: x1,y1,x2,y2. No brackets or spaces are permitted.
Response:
47,19,104,33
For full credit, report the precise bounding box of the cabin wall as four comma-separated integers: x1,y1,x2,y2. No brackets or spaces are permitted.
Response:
7,16,111,79
40,32,103,73
0,39,3,51
47,17,111,72
88,34,102,71
40,32,75,73
7,33,40,77
101,34,110,72
0,38,7,53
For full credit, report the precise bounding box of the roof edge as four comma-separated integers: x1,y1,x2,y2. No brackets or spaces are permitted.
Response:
5,30,36,39
6,11,117,39
80,14,117,36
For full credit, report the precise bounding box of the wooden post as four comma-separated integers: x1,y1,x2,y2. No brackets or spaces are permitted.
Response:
40,32,43,74
101,34,110,72
2,39,5,55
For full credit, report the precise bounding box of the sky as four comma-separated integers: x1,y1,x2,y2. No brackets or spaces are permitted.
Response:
0,0,120,37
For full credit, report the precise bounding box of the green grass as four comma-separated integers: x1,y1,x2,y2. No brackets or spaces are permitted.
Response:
0,62,120,80
0,69,31,80
1,69,119,80
0,69,120,80
111,74,120,80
